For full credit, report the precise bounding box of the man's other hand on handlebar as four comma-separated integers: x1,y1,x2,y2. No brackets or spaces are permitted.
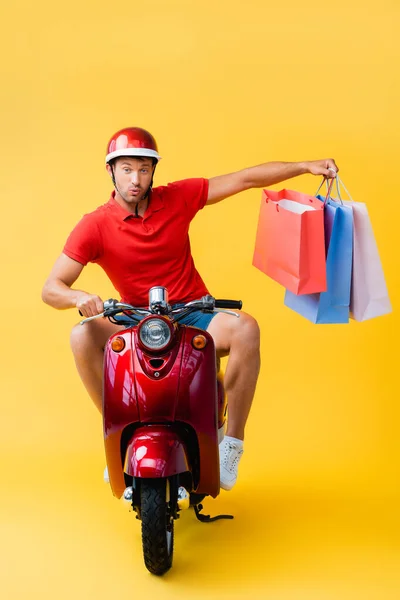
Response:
76,293,104,318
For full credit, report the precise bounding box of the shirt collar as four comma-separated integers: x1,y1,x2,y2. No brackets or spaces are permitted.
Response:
108,189,164,221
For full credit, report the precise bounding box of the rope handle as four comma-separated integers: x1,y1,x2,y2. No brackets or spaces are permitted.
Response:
315,175,337,205
315,173,354,205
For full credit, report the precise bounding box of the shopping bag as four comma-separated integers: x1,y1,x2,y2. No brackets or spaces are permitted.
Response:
252,187,327,295
284,187,354,324
335,177,392,321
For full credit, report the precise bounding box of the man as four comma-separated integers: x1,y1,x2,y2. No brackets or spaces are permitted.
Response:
42,127,338,490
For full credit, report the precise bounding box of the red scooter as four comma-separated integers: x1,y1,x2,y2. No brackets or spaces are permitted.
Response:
80,286,242,575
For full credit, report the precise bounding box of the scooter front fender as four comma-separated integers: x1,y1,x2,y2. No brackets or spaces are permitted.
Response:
124,425,190,478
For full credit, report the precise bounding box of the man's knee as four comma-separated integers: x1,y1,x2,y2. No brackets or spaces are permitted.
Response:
70,320,123,356
70,324,88,356
210,311,260,356
238,313,260,348
70,323,102,356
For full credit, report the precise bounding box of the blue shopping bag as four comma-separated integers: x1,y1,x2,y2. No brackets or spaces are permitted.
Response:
284,194,354,324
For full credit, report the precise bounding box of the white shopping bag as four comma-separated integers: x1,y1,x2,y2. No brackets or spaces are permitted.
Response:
334,177,392,321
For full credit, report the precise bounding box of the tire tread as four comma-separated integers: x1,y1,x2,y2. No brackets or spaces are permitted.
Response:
141,479,173,575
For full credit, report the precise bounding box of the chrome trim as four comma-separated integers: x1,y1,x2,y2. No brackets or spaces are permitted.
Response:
149,286,169,314
177,486,190,511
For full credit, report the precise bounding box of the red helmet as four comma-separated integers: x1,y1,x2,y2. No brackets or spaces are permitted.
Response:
105,127,161,164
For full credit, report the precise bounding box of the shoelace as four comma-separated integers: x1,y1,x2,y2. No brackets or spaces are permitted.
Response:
222,442,243,473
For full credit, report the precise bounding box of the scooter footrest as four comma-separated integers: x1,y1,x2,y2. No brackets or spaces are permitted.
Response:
193,504,234,523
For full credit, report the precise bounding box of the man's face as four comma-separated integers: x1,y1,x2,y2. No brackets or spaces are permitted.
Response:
107,157,155,205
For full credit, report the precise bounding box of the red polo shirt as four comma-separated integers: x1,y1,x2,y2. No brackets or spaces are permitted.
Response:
63,178,210,306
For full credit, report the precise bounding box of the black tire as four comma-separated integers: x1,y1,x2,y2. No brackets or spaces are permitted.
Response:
141,478,174,576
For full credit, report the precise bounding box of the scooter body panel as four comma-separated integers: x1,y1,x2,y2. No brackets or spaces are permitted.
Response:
103,322,221,499
124,425,189,478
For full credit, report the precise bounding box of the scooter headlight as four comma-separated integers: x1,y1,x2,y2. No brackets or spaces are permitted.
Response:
139,318,172,350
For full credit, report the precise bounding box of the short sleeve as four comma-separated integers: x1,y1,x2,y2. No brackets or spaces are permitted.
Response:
166,178,209,221
63,213,103,266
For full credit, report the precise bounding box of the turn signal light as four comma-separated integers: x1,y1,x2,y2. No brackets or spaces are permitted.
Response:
192,334,207,349
111,336,125,352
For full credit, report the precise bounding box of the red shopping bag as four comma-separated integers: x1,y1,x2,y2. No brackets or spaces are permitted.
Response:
252,187,327,295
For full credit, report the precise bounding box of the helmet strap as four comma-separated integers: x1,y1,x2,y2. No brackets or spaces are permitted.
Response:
143,162,157,200
110,162,117,188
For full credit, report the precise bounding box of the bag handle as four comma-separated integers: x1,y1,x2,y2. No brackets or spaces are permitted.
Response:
315,176,337,205
335,175,354,203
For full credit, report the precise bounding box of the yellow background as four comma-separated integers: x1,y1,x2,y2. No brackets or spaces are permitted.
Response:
1,1,399,598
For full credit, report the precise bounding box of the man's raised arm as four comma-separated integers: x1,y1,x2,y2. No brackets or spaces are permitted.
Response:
206,159,339,205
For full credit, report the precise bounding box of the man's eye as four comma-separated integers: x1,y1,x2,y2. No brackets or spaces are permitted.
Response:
141,169,148,173
124,168,131,173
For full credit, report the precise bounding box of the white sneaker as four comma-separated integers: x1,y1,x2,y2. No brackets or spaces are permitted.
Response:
219,438,244,491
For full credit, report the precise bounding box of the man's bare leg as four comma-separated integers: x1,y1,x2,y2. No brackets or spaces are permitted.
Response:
206,310,260,489
70,319,125,413
207,311,261,440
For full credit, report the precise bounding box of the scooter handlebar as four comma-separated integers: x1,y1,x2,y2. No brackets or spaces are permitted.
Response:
214,299,242,310
79,297,243,324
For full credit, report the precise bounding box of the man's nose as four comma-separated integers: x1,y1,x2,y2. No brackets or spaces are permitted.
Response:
131,171,140,185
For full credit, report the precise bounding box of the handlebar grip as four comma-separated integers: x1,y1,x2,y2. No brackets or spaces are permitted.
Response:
215,299,242,310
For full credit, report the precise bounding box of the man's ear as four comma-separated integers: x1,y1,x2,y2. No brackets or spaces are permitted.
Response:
106,163,112,176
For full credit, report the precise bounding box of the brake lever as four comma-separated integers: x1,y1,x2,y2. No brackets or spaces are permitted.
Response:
214,309,240,318
79,312,105,325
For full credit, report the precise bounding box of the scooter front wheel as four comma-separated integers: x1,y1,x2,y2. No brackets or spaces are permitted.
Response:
141,478,174,575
